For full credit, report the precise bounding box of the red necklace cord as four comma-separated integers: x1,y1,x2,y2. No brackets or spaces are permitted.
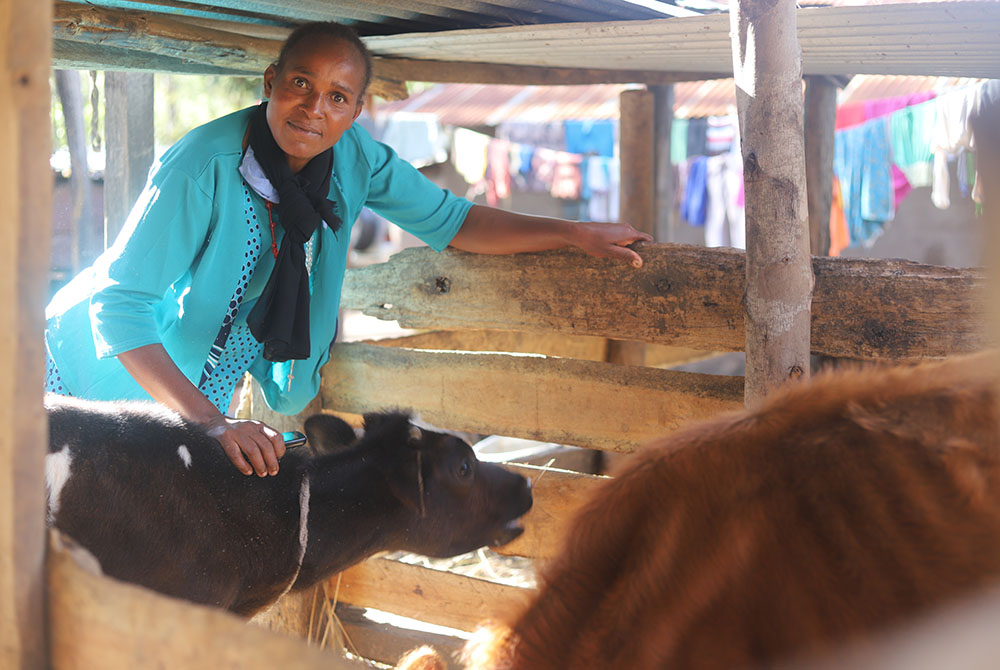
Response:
264,200,279,259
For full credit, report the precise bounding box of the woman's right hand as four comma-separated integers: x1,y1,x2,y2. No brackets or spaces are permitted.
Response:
201,415,287,477
117,344,287,477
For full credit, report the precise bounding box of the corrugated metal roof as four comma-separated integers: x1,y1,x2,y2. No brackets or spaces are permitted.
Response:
374,75,984,124
364,3,1000,78
52,1,1000,82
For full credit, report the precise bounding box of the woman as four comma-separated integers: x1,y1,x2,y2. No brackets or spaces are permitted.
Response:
44,22,651,478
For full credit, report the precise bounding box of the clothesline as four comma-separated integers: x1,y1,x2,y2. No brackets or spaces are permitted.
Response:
444,80,992,254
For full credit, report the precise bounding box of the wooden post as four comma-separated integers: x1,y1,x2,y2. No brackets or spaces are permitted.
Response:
104,71,154,247
55,70,92,271
1,1,51,668
651,84,675,243
730,0,813,405
968,83,1000,348
804,76,837,257
607,88,655,367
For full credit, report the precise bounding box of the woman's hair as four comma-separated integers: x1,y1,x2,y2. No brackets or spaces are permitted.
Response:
275,22,374,96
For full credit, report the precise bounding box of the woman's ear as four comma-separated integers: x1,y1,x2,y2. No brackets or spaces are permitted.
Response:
263,63,277,98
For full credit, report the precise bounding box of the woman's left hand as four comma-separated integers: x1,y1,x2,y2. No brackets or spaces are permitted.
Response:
568,222,653,268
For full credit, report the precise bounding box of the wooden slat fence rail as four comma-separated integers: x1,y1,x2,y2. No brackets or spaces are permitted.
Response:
320,342,743,453
341,244,987,361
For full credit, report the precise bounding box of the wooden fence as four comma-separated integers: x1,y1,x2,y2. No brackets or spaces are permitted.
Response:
277,242,989,666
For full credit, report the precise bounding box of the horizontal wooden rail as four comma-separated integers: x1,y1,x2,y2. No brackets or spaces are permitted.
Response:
368,329,716,368
337,557,534,633
320,342,743,452
341,244,987,361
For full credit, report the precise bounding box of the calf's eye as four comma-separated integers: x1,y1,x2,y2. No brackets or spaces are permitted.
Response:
457,458,473,479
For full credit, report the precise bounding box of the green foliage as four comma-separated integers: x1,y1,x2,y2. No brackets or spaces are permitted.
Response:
154,73,262,146
50,70,263,156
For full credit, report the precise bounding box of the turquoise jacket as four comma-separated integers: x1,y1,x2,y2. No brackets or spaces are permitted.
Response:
45,106,472,414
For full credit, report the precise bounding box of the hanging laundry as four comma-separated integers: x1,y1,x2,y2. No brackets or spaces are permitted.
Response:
550,151,583,200
681,155,709,227
891,164,912,209
586,156,620,222
833,117,895,247
671,117,690,165
828,176,850,257
452,128,490,197
835,103,866,130
496,121,565,152
686,117,709,158
889,98,935,189
378,112,450,168
705,115,737,155
704,151,745,249
485,138,512,207
929,84,980,209
564,120,616,158
864,91,936,121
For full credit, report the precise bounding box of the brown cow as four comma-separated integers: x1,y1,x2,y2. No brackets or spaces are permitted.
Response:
402,352,1000,669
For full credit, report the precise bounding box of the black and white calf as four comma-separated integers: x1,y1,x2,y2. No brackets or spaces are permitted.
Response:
45,394,532,616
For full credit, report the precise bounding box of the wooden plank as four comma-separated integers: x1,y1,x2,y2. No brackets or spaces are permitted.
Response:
336,604,465,670
341,245,987,361
498,463,609,560
51,3,408,100
804,75,837,257
372,56,724,86
1,0,51,666
47,532,358,670
319,342,744,453
368,329,714,369
337,557,534,633
104,71,154,246
369,329,610,360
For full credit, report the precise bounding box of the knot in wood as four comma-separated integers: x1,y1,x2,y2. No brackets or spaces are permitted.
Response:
434,276,451,294
655,278,672,295
744,152,760,180
788,365,804,380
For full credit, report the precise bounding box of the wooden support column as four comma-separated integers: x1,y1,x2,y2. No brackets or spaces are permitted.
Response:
968,83,1000,347
804,76,837,257
607,88,655,367
55,70,92,272
1,1,51,668
651,84,675,243
730,0,813,405
104,71,154,246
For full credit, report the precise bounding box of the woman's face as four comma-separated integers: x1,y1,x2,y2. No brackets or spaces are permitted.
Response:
263,38,366,173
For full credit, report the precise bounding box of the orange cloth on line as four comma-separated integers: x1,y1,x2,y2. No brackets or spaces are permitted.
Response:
829,176,850,257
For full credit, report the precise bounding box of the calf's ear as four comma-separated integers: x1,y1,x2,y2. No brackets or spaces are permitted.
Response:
303,414,359,455
362,412,426,512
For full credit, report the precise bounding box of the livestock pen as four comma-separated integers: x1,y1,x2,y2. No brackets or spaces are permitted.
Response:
4,1,1000,669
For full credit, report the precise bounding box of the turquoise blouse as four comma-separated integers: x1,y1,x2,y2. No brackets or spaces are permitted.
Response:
45,106,472,415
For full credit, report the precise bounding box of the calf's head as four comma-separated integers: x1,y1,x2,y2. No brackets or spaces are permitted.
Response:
304,411,533,557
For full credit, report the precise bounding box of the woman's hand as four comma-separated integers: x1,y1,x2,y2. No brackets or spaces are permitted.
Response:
566,221,652,268
118,343,287,477
200,415,287,477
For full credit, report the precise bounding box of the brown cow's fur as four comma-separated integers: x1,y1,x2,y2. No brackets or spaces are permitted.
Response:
422,353,1000,670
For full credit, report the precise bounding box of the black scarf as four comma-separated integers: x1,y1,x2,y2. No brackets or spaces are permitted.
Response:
245,101,341,362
